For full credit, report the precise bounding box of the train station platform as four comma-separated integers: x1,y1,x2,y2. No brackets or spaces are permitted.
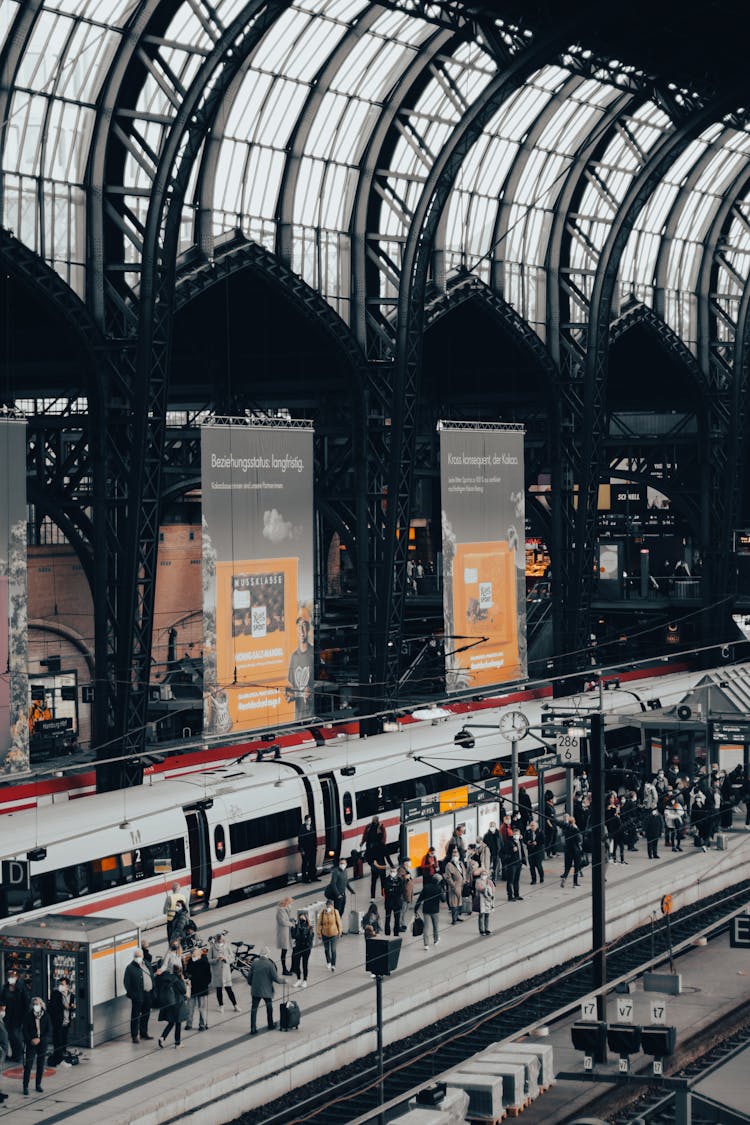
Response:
1,823,749,1125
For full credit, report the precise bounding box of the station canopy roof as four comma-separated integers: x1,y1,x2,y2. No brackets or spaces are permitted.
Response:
3,0,750,352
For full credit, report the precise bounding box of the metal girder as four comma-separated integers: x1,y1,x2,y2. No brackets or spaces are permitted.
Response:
90,2,290,789
571,92,744,670
548,88,740,674
371,20,585,708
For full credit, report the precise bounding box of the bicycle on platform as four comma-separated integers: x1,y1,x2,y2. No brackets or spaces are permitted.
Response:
230,940,258,983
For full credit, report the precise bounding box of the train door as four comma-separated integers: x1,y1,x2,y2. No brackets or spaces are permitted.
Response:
184,808,212,906
319,772,342,863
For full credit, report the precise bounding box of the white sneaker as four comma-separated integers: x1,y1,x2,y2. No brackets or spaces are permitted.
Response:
301,981,307,988
293,980,302,988
233,1005,241,1013
434,939,439,946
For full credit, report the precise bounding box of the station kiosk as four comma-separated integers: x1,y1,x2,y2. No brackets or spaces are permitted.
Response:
0,913,139,1046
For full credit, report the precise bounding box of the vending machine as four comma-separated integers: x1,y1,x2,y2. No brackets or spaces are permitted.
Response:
0,913,139,1047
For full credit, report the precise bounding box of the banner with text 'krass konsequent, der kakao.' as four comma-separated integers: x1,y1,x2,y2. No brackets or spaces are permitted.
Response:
439,422,527,692
201,420,314,735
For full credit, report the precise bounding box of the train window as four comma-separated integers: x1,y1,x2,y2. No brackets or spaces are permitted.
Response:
229,807,302,855
0,837,187,919
214,824,226,860
342,791,353,826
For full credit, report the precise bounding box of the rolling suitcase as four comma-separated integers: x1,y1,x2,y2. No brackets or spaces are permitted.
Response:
279,983,301,1031
348,892,363,935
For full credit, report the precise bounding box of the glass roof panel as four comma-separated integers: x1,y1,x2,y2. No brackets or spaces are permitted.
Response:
0,0,21,53
665,128,750,296
250,6,326,77
242,146,286,218
50,0,136,17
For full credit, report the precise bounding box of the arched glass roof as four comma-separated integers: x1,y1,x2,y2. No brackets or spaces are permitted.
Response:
2,0,750,361
620,119,750,348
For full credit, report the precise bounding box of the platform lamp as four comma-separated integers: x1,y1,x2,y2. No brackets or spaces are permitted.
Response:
365,937,402,1124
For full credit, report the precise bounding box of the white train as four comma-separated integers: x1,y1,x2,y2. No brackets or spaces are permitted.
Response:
0,662,720,929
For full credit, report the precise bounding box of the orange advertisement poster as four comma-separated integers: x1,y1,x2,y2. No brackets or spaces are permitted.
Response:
215,558,299,728
453,540,520,687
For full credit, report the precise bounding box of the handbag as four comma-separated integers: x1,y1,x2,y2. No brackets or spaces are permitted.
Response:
412,916,424,937
178,999,190,1022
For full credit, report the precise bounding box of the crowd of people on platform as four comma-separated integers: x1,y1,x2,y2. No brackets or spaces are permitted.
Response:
2,760,747,1101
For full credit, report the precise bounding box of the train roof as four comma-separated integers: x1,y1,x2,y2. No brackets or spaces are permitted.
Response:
0,775,211,859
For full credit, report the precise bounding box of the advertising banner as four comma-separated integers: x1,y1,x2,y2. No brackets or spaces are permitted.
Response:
201,420,314,735
439,422,526,692
0,417,29,775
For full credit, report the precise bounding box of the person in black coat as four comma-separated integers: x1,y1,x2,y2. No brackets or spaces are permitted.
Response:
524,819,545,885
560,815,584,887
22,997,52,1094
123,948,154,1043
368,839,394,899
1,971,30,1063
644,808,664,859
291,913,315,988
157,968,187,1048
482,822,502,882
413,874,443,949
185,949,211,1031
518,787,533,830
298,815,317,882
501,830,525,901
47,977,75,1066
383,871,405,935
543,792,558,857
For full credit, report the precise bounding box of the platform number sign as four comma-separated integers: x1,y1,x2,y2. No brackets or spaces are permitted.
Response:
618,1058,629,1074
730,915,750,948
556,729,582,763
616,996,634,1024
650,1000,667,1025
580,998,597,1021
1,859,29,890
653,1059,663,1076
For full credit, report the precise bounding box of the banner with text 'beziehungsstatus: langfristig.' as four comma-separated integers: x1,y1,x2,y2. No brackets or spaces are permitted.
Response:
201,420,314,735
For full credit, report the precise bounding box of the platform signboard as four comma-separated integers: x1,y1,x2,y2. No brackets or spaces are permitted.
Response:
439,422,527,693
556,729,583,763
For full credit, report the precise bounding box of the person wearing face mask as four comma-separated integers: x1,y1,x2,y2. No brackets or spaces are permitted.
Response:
0,1001,10,1103
327,859,355,925
22,996,51,1095
123,947,154,1044
1,969,29,1063
184,948,211,1031
316,899,343,971
209,933,240,1014
48,977,75,1066
501,828,526,902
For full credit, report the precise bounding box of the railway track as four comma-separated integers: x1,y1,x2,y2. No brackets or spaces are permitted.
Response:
236,879,750,1125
